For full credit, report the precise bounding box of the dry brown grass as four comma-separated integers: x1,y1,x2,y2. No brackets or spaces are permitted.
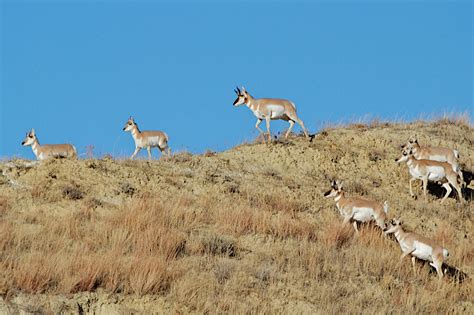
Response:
0,120,472,313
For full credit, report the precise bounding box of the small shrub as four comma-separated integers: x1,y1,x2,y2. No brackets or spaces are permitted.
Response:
171,152,193,163
191,232,238,257
62,185,84,200
120,182,135,197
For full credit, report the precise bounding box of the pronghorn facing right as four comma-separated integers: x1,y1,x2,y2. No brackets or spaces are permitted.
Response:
402,136,464,186
384,218,449,280
232,87,310,142
123,117,170,159
396,147,463,203
21,129,77,160
323,180,388,234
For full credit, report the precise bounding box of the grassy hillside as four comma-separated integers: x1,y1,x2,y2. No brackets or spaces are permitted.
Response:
0,119,472,313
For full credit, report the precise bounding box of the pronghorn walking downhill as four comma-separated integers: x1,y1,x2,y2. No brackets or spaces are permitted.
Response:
21,129,77,160
123,116,170,160
324,180,389,234
232,86,310,142
402,136,464,186
396,146,464,203
384,218,449,280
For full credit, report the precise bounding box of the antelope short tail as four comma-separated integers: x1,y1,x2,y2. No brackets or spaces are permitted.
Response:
454,150,459,159
72,146,78,159
383,201,389,214
443,249,449,259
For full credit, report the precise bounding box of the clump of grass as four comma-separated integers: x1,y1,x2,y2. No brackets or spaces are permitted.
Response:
322,223,353,249
62,185,84,200
170,151,193,163
214,259,236,284
189,232,238,257
0,197,9,216
119,182,135,197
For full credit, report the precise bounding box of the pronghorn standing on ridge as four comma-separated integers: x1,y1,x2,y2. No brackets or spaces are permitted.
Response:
232,87,310,142
324,180,388,234
123,117,170,159
402,136,464,186
395,146,463,203
384,218,449,280
21,129,77,160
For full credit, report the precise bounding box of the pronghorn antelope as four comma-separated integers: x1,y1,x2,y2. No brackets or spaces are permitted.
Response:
232,86,310,142
384,218,449,279
402,136,464,186
123,117,170,159
21,129,77,160
323,180,388,234
395,147,463,203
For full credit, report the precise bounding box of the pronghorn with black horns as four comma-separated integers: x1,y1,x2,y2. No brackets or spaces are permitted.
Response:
395,146,463,203
232,86,311,142
123,116,170,160
384,218,449,280
402,136,464,186
21,128,77,160
324,180,389,234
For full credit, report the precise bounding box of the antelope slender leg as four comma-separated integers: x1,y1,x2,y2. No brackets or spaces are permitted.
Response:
265,116,271,142
400,248,415,262
285,120,295,138
147,147,152,160
411,256,417,275
130,147,141,160
422,176,428,200
255,119,264,135
409,178,417,197
295,117,309,138
449,176,464,203
430,260,444,279
441,183,452,204
352,221,359,235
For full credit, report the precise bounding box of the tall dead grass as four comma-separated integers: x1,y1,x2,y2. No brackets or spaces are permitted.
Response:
0,120,472,313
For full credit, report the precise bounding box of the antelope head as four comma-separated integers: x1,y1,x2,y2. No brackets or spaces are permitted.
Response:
21,129,36,146
384,218,402,234
395,146,412,163
233,86,249,106
324,180,343,198
123,116,136,132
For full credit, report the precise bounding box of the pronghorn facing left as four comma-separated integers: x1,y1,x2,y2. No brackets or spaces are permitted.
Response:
123,117,170,159
384,218,449,280
21,129,77,160
324,180,388,234
396,146,463,203
402,136,464,186
232,87,310,142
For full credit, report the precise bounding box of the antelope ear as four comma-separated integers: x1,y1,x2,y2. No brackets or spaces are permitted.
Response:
241,86,246,93
31,128,35,135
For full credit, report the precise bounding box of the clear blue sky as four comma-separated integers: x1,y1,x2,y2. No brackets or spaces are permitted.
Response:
1,0,472,158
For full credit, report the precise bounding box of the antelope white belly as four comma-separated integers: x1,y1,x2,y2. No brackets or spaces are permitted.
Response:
267,105,286,119
411,241,433,261
147,136,162,147
351,207,374,222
